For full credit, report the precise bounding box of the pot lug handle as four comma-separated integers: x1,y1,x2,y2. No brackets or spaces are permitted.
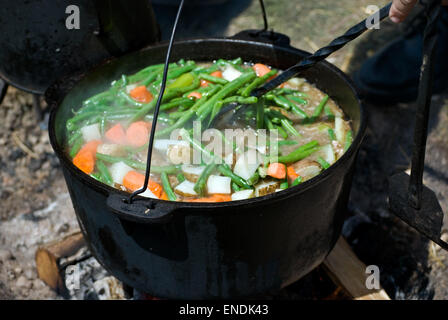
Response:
229,29,292,48
107,193,176,224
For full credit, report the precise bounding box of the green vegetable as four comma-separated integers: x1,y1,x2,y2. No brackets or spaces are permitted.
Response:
280,181,289,189
310,95,329,122
241,69,277,97
96,160,113,185
69,136,84,158
328,128,336,141
280,119,301,137
199,73,229,85
317,157,330,170
291,176,303,186
177,173,186,183
194,163,216,196
275,140,320,164
344,130,353,152
161,172,177,201
167,72,195,89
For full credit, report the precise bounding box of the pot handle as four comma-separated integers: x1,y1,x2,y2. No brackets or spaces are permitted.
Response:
229,29,293,49
107,193,176,224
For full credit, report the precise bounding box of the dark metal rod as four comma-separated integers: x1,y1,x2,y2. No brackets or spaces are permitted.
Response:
258,0,268,31
253,2,392,97
408,0,442,209
128,0,185,203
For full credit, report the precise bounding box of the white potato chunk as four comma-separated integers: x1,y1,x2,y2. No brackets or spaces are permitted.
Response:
109,161,133,185
174,180,198,197
181,165,205,183
233,150,261,180
167,144,191,164
231,189,254,201
255,180,281,197
207,175,231,194
140,189,159,199
222,65,242,81
154,139,188,154
97,143,125,157
291,159,322,181
81,123,101,142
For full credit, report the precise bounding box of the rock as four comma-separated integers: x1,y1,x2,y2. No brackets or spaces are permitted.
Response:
14,267,23,275
0,249,13,261
16,276,29,288
24,269,35,280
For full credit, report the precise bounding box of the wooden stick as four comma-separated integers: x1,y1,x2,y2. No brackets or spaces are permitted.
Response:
323,237,391,300
35,231,86,292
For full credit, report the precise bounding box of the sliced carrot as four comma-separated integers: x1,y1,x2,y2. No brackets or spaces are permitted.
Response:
187,91,202,99
252,63,271,77
160,192,169,201
267,162,286,179
210,70,223,78
80,140,102,155
129,85,153,103
123,170,163,198
105,123,126,144
126,121,150,147
200,79,210,87
72,140,101,174
287,166,299,183
186,194,231,202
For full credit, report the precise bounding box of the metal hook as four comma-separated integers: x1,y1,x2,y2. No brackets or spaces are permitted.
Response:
128,0,186,204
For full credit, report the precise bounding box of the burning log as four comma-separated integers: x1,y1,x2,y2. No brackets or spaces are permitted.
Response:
35,231,88,293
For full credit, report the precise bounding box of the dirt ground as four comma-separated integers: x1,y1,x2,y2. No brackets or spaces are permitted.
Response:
1,0,448,299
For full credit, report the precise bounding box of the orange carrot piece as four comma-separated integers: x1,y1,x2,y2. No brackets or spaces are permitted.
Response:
287,166,299,183
123,170,163,198
72,140,101,174
186,194,231,202
200,79,209,87
210,70,223,78
129,85,153,103
187,91,202,99
267,162,286,179
73,149,95,174
105,123,126,144
126,121,150,147
252,63,271,77
160,192,169,201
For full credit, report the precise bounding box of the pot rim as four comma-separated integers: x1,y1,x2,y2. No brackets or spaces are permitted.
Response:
48,36,366,212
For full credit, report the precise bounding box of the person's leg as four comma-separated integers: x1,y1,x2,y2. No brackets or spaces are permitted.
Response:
353,7,448,104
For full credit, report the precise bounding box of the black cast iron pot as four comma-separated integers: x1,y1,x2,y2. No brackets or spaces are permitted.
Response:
47,31,366,299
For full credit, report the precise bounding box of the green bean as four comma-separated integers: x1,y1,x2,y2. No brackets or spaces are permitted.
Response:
310,95,329,122
143,113,173,124
275,88,308,98
118,90,143,107
275,140,320,164
241,69,277,97
317,157,330,170
69,136,84,158
68,131,82,146
194,163,216,196
246,170,260,186
286,95,307,105
217,164,251,189
274,124,288,139
155,85,220,137
264,115,275,130
167,72,195,89
271,95,308,119
222,96,258,104
100,116,106,135
177,173,186,183
196,71,256,120
83,89,116,106
279,181,289,189
161,172,177,201
232,182,241,192
90,173,104,182
193,64,220,75
141,70,162,86
291,176,303,187
328,128,336,141
199,73,229,85
155,65,196,86
96,160,113,185
129,75,199,123
324,104,335,120
96,153,180,174
256,101,264,129
344,130,353,152
160,97,194,111
280,119,301,137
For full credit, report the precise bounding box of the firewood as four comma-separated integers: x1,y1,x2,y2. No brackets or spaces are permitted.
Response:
35,231,87,292
323,237,391,300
